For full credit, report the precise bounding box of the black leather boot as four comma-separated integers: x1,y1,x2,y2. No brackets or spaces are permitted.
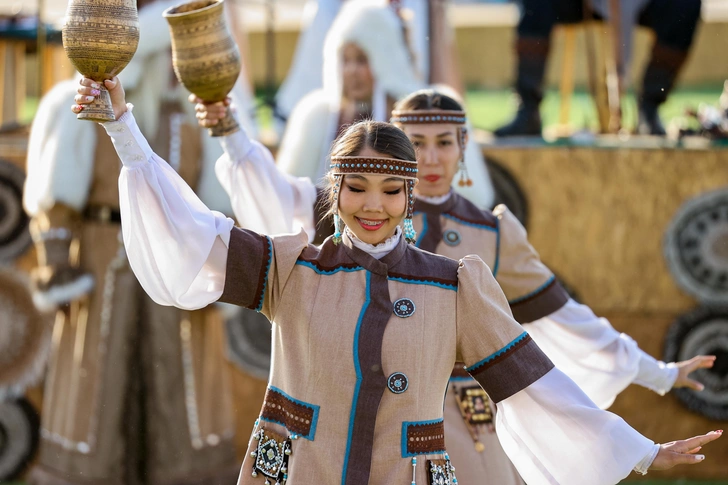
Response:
638,43,689,136
495,37,549,137
637,100,666,135
494,101,542,137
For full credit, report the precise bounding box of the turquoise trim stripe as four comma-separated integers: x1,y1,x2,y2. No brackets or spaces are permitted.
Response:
492,218,501,277
295,260,363,275
448,375,476,382
508,275,555,305
258,386,321,441
443,213,498,232
466,331,529,373
341,271,371,485
255,236,273,312
388,276,457,291
414,212,427,248
401,419,446,457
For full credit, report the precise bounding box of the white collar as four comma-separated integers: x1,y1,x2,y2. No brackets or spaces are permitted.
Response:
416,191,453,206
346,226,402,260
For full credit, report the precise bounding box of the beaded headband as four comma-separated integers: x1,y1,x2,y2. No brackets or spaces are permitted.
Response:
328,156,418,244
329,156,418,180
390,109,467,125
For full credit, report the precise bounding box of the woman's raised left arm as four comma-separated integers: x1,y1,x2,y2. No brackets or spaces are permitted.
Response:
75,77,233,309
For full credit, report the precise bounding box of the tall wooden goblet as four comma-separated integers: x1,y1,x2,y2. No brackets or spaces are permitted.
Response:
164,0,241,137
62,0,140,122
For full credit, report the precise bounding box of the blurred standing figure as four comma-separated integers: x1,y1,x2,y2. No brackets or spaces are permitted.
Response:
495,0,702,136
21,1,252,483
276,0,493,210
273,0,460,137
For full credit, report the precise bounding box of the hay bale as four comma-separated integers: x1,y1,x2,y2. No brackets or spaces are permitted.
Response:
484,146,728,313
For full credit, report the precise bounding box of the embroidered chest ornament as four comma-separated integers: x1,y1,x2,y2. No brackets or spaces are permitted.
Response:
393,297,416,317
328,155,419,244
443,229,461,247
391,109,472,188
387,372,409,394
251,428,292,484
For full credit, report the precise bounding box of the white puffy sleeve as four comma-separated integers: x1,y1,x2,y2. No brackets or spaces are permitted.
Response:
104,106,233,309
456,257,659,483
524,299,678,409
215,128,317,238
496,368,660,484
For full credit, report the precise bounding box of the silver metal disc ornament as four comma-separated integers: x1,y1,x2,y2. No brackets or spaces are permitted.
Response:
664,188,728,304
443,229,461,247
0,159,31,263
663,305,728,420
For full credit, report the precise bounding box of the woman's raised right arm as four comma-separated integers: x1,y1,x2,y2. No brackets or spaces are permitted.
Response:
75,77,233,309
195,99,318,238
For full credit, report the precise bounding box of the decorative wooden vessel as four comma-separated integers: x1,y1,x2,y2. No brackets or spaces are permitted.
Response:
164,0,241,137
62,0,140,122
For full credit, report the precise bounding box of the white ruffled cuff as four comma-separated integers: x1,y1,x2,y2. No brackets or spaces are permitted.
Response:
102,103,154,168
634,353,679,395
633,443,660,475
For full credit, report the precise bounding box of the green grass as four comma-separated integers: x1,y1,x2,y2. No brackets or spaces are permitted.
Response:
464,86,723,134
20,97,39,125
20,85,724,136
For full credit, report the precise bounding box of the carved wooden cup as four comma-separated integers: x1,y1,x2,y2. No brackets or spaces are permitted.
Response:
62,0,140,122
164,0,241,137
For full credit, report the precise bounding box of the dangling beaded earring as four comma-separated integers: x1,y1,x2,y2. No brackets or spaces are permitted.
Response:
404,218,416,244
404,179,417,244
457,128,473,187
332,213,343,244
332,176,344,244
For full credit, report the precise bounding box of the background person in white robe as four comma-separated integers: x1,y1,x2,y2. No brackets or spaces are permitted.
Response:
74,75,722,485
273,0,432,137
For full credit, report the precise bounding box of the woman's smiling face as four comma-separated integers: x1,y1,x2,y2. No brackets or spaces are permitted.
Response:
336,147,409,245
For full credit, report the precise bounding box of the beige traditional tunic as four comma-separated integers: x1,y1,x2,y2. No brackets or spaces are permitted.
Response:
219,227,553,484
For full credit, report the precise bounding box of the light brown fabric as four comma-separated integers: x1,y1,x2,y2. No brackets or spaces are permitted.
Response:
29,203,80,268
221,230,552,484
413,197,568,323
492,205,569,322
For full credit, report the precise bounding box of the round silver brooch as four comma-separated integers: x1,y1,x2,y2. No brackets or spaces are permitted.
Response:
443,229,461,247
387,372,408,394
393,298,416,318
